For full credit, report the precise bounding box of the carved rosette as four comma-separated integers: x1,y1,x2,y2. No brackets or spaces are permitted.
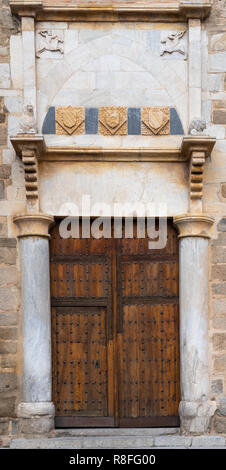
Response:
56,106,85,135
141,107,170,135
99,107,127,136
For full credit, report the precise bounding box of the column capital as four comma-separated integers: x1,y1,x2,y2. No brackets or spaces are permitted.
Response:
13,213,54,238
173,213,214,239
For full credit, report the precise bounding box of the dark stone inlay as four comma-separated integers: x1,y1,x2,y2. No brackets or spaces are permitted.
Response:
85,108,98,135
170,108,184,135
42,107,56,134
128,108,141,135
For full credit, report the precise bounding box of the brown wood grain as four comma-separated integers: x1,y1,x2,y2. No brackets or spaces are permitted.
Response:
50,219,180,427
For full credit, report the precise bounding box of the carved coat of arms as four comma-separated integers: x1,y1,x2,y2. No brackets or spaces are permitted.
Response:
55,106,85,135
99,107,127,135
141,107,170,135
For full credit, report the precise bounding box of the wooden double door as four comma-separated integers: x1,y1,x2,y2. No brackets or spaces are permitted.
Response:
50,219,180,428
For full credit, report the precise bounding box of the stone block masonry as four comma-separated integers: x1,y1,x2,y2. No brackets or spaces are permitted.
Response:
0,0,21,438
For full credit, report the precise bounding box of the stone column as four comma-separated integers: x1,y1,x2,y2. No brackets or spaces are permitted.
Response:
173,214,217,434
13,214,55,434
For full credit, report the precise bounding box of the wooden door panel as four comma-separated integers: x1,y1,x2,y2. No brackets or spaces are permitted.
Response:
50,219,180,428
53,306,112,425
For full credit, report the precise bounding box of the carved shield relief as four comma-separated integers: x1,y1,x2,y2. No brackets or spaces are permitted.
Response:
142,107,170,135
99,107,127,135
55,106,85,135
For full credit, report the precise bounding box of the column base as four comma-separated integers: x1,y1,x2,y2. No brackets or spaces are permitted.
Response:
179,400,217,434
17,402,55,435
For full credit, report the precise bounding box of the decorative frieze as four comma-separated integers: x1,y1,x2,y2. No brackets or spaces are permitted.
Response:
55,106,85,135
99,107,127,136
42,106,183,136
141,107,170,136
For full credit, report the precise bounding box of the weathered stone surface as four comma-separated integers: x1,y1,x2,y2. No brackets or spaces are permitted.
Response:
213,110,226,124
212,298,226,315
0,288,19,311
191,435,226,448
0,267,17,285
0,248,17,265
211,246,226,263
213,415,226,434
0,217,7,237
0,238,17,247
213,317,226,329
0,64,10,88
212,232,226,246
0,341,17,354
18,417,54,435
211,379,224,395
214,354,226,372
0,327,17,341
0,165,11,179
0,418,9,435
223,74,226,92
213,333,226,351
221,183,226,198
0,181,4,199
212,283,226,295
218,397,226,416
0,373,17,392
0,313,17,326
212,265,226,280
0,354,17,368
0,127,7,146
154,436,191,448
0,396,16,417
217,218,226,232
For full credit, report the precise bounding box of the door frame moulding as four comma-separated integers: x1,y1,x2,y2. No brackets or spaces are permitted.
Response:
10,135,216,163
10,1,212,22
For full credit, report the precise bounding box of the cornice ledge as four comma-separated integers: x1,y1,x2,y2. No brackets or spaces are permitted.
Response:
10,134,46,159
181,135,216,160
9,1,212,20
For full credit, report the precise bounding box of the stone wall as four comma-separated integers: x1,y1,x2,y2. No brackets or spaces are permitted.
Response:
0,0,22,442
205,0,226,433
0,0,226,441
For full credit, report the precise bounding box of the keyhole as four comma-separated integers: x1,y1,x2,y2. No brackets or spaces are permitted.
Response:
95,360,100,369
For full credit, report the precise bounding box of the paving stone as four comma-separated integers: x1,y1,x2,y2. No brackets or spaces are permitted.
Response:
211,379,224,395
191,436,226,448
154,436,192,448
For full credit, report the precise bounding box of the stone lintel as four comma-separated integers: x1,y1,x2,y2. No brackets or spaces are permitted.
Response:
173,214,215,239
13,214,54,238
9,1,212,22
